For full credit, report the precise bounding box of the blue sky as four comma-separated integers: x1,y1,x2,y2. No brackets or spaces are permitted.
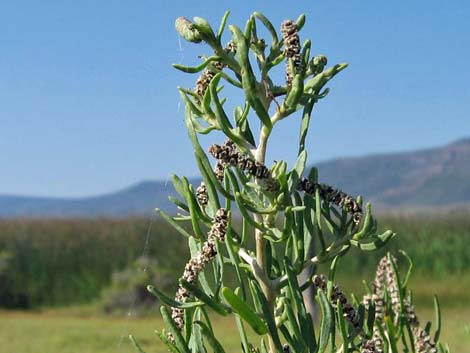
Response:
1,1,469,197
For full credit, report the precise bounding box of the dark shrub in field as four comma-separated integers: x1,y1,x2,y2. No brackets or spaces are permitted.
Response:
0,251,29,308
101,256,174,315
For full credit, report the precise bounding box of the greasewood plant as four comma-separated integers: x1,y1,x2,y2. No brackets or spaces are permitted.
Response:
130,11,449,353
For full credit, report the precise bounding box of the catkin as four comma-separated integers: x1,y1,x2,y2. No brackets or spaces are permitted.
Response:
413,326,437,353
225,40,237,53
313,274,383,353
313,273,389,353
298,178,363,225
169,208,228,340
384,256,401,321
370,256,389,353
208,140,273,181
404,299,419,326
281,20,302,86
360,339,382,353
195,68,217,98
370,256,403,323
213,161,225,182
196,182,208,207
194,42,236,100
365,256,437,353
312,274,361,332
405,299,437,353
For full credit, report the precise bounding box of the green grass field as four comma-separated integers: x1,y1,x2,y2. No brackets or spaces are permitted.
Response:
1,304,469,353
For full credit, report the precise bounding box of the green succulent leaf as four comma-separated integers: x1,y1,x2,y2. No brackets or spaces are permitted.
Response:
283,74,304,113
160,306,191,353
168,195,189,212
147,285,203,309
253,12,279,48
194,321,226,353
295,13,306,30
235,314,251,353
156,208,193,239
179,279,229,316
221,287,268,335
366,301,376,337
317,290,333,353
434,295,442,343
185,108,231,204
304,63,348,93
229,25,272,129
352,203,373,240
217,11,230,40
172,56,220,73
399,250,413,289
385,316,399,353
182,178,205,239
129,334,147,353
156,330,181,353
350,230,395,251
336,301,349,348
250,281,284,351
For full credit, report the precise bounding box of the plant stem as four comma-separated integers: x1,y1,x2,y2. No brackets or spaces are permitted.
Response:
274,236,352,289
256,125,271,164
255,122,276,353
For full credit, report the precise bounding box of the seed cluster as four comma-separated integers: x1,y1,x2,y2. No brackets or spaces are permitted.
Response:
298,178,363,225
361,339,382,353
368,256,387,327
196,182,208,207
313,274,361,332
208,208,229,240
414,326,437,353
365,256,437,353
208,140,271,180
404,299,419,326
225,40,237,53
169,208,228,339
368,256,389,353
195,68,217,98
403,299,437,353
384,257,401,320
213,161,225,182
371,256,387,299
313,274,382,353
281,20,302,86
194,42,236,100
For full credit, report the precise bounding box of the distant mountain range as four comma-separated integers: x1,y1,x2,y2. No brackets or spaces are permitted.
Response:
1,138,470,218
317,138,470,210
